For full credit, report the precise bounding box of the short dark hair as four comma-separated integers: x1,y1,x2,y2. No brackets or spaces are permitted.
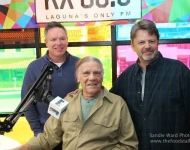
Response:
44,21,67,39
130,19,159,43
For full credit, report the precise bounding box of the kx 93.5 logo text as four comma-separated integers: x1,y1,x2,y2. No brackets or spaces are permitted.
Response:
36,0,140,22
44,0,130,9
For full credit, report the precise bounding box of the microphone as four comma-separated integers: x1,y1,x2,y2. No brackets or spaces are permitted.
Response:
48,96,69,119
27,84,53,105
28,84,69,119
27,84,44,103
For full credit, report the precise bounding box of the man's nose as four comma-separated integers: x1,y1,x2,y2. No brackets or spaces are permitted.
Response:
144,42,150,48
56,39,61,44
89,73,96,79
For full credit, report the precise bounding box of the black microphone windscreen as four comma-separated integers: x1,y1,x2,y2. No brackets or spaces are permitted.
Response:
27,84,44,102
34,87,44,102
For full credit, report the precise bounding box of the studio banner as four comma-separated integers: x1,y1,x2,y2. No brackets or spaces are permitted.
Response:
35,0,141,23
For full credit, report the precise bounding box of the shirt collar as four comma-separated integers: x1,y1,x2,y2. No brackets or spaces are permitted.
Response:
44,51,71,68
46,50,70,62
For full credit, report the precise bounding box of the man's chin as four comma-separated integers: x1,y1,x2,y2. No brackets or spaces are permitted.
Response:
87,88,101,95
142,54,156,61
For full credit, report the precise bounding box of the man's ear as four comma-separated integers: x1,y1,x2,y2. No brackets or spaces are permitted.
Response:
75,73,80,83
45,39,48,47
130,41,133,47
130,42,135,52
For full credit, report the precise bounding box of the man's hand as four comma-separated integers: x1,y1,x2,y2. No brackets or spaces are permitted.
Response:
67,89,79,96
9,144,30,150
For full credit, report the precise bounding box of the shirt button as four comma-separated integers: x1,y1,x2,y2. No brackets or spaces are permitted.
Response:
144,118,146,121
140,104,142,107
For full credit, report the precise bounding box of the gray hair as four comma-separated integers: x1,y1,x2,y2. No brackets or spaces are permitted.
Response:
130,19,159,44
75,56,104,75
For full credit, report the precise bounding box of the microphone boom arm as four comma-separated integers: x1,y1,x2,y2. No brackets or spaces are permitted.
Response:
0,64,53,133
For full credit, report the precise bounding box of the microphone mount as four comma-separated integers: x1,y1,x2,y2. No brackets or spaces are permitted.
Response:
0,64,53,133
